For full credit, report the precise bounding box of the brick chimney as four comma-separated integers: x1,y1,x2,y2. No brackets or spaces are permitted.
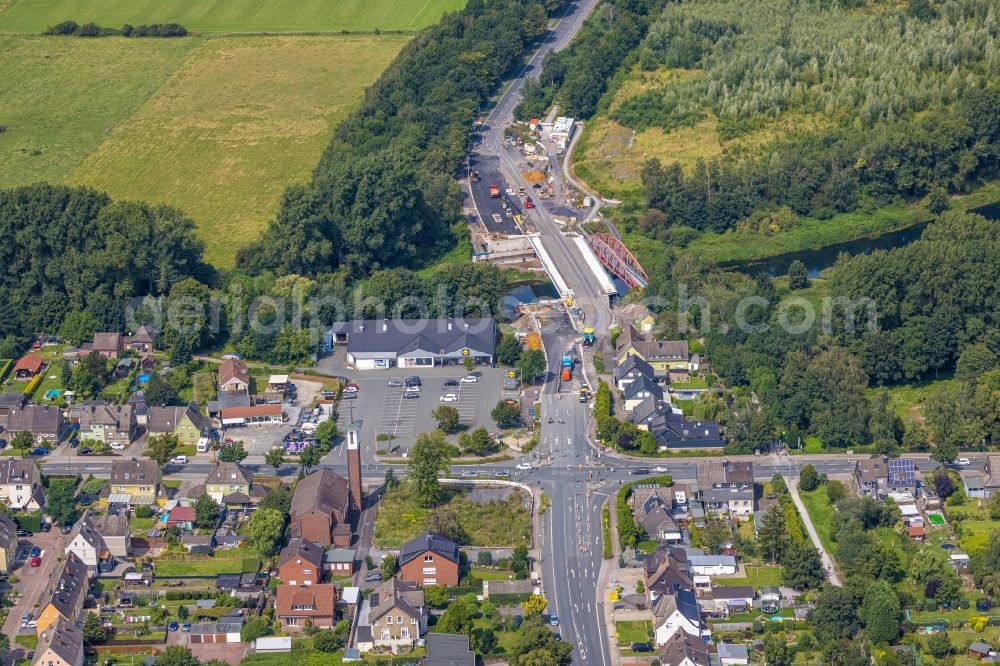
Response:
346,425,362,516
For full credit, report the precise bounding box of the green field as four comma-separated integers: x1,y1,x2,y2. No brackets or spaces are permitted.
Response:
0,36,199,187
68,34,407,267
0,0,464,33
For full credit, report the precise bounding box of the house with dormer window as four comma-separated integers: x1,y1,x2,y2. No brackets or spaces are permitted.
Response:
398,532,459,587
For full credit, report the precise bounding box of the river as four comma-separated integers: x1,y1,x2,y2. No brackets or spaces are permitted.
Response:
726,200,1000,277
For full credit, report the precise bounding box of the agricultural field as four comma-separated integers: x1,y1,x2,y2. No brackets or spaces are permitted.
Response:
0,0,464,33
70,34,406,266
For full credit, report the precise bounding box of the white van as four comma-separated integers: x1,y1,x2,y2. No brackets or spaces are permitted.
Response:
197,437,210,453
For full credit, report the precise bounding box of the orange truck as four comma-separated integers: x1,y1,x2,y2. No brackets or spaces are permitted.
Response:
561,367,571,381
489,183,500,198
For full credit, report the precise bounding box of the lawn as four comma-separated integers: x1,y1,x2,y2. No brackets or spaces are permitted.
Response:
797,487,835,554
868,378,955,426
714,565,784,589
153,555,258,577
373,481,531,548
0,0,465,33
615,620,652,649
0,36,199,189
69,35,407,267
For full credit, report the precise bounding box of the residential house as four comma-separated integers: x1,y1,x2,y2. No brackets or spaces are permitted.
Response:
631,395,666,430
72,403,137,446
113,357,135,379
87,332,123,359
648,410,725,450
908,525,926,542
0,511,16,573
90,513,130,558
968,642,993,660
13,354,43,380
695,461,755,517
887,458,919,496
128,391,149,427
855,457,889,498
206,390,252,418
399,532,460,587
718,643,750,666
699,586,754,617
4,405,63,445
644,545,694,601
622,374,664,415
658,630,711,666
66,511,113,572
630,489,683,544
425,633,475,666
124,325,159,353
218,358,250,393
278,538,324,586
164,505,195,530
619,303,657,333
323,548,355,576
32,617,84,666
290,469,351,546
688,555,738,576
327,318,496,370
653,588,704,645
205,462,254,505
274,583,337,631
0,392,27,416
146,402,211,447
964,456,1000,499
0,458,44,511
36,553,90,636
615,325,692,375
108,458,162,507
356,578,427,652
615,355,657,392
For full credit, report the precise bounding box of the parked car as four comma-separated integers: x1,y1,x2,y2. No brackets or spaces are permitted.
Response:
977,599,993,611
68,438,79,449
20,612,30,623
631,643,653,653
40,522,51,533
342,392,357,400
109,442,126,451
404,376,421,387
222,354,243,360
494,470,511,478
548,614,559,626
16,529,31,537
29,447,48,456
182,623,191,632
403,392,419,399
30,556,41,567
388,379,403,387
60,524,73,535
364,573,383,583
0,439,6,449
168,621,179,632
439,393,459,402
404,385,420,393
956,458,972,467
443,378,460,387
22,620,36,629
630,468,650,475
29,546,40,557
78,447,92,456
516,462,533,471
462,471,480,478
461,375,478,384
343,383,359,393
170,455,188,464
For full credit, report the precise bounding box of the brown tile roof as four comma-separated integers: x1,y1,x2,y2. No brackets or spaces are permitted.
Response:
369,578,424,623
146,402,210,434
91,332,122,353
275,583,337,618
658,627,710,666
6,405,62,436
219,358,250,387
14,354,43,374
857,457,888,483
291,469,350,520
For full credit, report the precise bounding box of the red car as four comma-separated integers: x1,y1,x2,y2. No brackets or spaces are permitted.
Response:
30,556,41,567
525,197,534,209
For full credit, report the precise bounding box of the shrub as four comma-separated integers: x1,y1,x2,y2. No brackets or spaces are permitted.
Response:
477,551,493,566
135,505,153,519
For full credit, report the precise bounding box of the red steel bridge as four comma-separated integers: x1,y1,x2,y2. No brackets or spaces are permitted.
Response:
587,233,648,289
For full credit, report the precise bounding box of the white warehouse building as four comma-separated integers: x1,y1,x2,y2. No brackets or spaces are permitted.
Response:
329,318,496,370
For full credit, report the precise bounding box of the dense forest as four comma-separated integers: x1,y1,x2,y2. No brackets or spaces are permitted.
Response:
622,0,1000,235
237,0,564,277
0,183,208,341
515,0,670,120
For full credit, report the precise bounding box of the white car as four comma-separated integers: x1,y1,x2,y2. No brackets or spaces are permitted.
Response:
956,458,972,467
404,385,420,393
109,442,126,450
22,620,36,629
652,466,669,473
461,375,478,384
170,456,188,464
440,393,459,402
516,462,533,471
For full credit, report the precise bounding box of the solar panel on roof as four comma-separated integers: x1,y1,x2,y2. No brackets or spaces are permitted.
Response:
888,458,915,483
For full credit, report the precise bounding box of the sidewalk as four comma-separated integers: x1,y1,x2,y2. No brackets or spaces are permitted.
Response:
783,474,843,587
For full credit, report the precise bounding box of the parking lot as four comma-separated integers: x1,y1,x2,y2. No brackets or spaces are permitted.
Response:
338,366,505,452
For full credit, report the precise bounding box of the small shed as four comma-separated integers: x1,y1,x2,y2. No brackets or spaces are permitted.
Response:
950,552,971,570
254,637,291,653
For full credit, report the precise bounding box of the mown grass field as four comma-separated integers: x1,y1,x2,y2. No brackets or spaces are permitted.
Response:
68,35,407,267
0,36,199,187
0,0,464,33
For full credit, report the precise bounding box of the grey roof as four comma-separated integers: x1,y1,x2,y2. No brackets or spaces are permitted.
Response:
6,405,62,435
110,458,160,485
290,469,350,521
623,373,664,402
0,458,37,485
279,538,324,569
75,403,134,433
35,617,84,666
699,461,754,487
146,402,210,435
207,390,252,414
333,318,495,357
426,633,475,666
91,513,130,537
43,553,89,621
969,642,992,654
0,512,16,549
70,510,108,554
710,585,754,600
658,624,709,666
718,643,749,660
368,577,425,623
615,354,656,383
856,457,888,483
323,548,355,564
191,619,244,635
0,393,26,408
206,462,252,487
650,411,724,449
689,555,737,568
400,532,459,566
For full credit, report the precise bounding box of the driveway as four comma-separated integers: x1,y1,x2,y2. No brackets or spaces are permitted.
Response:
2,530,69,661
784,474,843,587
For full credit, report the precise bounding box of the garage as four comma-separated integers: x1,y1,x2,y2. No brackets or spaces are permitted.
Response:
329,318,496,371
189,619,244,644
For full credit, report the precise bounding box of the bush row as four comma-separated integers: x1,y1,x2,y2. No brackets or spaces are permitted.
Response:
43,21,188,37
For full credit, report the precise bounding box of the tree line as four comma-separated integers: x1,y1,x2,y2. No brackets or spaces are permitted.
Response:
43,21,189,37
237,0,564,278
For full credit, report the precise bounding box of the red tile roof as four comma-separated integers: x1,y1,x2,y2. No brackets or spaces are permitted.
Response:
14,354,43,374
169,506,196,523
221,404,282,419
275,583,337,618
